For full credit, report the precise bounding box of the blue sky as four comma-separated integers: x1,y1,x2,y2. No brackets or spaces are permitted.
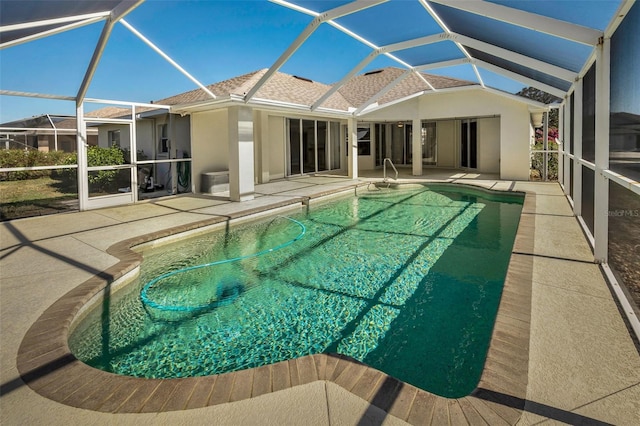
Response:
0,0,622,123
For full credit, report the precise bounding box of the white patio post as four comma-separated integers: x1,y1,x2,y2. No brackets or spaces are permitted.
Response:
563,99,571,195
412,118,422,176
76,101,88,211
573,80,583,216
543,111,549,181
228,105,255,201
347,117,358,179
558,105,564,187
594,37,610,263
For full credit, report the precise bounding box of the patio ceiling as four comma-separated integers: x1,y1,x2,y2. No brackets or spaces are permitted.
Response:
0,0,634,113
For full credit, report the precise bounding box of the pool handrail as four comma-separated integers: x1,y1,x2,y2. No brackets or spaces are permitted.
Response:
383,158,398,183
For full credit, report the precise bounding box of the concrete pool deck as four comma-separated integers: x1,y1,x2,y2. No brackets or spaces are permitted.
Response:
1,173,639,425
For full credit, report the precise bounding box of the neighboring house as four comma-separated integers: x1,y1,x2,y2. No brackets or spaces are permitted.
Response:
0,114,97,152
154,66,546,200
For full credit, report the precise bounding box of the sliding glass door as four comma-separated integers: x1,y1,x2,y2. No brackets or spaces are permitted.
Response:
287,118,341,176
461,119,477,169
422,121,437,165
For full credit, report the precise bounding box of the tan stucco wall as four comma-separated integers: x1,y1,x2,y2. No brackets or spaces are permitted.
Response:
417,89,530,180
477,117,501,174
97,124,130,149
361,98,420,122
436,120,457,168
191,109,228,193
135,120,154,157
268,115,285,180
173,115,191,157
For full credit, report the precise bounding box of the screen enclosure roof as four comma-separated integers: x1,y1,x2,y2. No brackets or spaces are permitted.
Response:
0,0,634,115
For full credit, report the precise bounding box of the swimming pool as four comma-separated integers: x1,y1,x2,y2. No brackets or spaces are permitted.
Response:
69,183,523,398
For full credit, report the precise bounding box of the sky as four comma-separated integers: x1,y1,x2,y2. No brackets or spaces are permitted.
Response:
0,0,624,123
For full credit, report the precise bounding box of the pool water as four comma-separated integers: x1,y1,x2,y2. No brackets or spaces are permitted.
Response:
69,184,523,398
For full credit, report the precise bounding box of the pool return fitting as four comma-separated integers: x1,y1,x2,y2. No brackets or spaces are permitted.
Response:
140,216,306,316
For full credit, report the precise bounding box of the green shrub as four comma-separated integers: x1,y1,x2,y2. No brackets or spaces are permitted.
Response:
0,149,74,181
58,146,125,190
531,140,558,181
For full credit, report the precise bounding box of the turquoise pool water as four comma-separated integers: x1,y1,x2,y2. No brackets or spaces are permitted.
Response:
69,184,523,398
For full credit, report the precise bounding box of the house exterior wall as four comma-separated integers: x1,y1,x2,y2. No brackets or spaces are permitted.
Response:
97,124,130,149
420,89,530,180
135,120,154,159
358,90,530,179
267,115,285,180
478,117,501,174
418,89,530,180
436,119,457,168
362,98,421,122
173,115,191,158
360,100,420,171
191,109,228,193
184,88,530,188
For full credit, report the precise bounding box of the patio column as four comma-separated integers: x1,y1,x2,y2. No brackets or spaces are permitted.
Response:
412,118,422,176
594,38,610,263
347,118,358,179
228,105,255,201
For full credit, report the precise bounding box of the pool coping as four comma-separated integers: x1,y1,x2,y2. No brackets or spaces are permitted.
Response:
16,182,533,424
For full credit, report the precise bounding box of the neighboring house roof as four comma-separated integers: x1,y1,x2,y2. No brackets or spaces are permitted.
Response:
53,118,81,130
0,114,97,134
85,106,132,119
0,114,73,129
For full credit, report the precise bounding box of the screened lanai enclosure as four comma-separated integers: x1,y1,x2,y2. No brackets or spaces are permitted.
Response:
1,1,639,335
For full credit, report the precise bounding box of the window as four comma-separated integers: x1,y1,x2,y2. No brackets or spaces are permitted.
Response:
357,126,371,156
108,129,120,147
158,124,169,153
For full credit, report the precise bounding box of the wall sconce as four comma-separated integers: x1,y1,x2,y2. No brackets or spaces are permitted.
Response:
397,122,404,128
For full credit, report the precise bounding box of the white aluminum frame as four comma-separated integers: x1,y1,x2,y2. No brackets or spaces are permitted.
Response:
429,0,602,45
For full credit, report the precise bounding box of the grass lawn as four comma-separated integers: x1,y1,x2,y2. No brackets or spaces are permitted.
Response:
0,177,78,221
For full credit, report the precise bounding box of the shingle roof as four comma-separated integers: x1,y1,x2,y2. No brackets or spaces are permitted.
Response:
158,66,476,112
155,69,352,111
156,69,267,105
83,66,479,118
339,67,475,108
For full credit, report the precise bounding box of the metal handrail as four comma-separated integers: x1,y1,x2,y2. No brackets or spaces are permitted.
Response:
383,157,398,182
